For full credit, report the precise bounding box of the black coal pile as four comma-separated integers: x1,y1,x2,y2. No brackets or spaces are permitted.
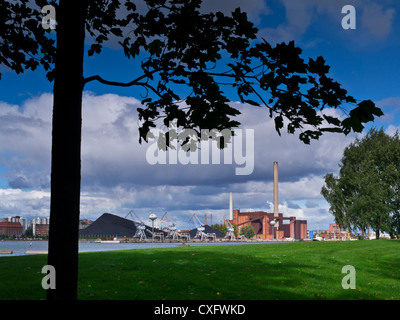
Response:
189,225,225,238
79,213,137,237
79,213,166,238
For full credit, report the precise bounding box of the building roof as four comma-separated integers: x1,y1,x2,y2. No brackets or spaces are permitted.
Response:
0,222,22,228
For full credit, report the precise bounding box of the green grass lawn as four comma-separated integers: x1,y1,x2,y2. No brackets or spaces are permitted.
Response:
0,239,399,300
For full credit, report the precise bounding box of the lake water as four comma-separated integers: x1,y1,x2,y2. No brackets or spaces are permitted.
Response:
0,240,277,257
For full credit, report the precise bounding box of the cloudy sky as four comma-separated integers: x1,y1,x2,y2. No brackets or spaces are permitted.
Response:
1,0,400,230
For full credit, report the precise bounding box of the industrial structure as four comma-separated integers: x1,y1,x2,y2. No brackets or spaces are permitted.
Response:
79,162,308,241
189,213,221,241
229,210,307,240
79,212,224,242
226,162,308,240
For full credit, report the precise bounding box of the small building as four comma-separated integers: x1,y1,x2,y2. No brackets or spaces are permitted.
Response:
329,223,341,233
4,216,29,233
0,221,23,237
315,223,350,240
34,224,50,237
32,217,50,236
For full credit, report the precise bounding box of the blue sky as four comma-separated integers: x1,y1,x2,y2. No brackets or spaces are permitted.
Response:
1,0,400,230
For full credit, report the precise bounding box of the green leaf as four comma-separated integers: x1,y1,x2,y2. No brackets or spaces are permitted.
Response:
274,115,284,135
342,100,383,134
88,43,102,56
323,115,342,126
307,56,330,76
46,69,55,82
110,28,123,37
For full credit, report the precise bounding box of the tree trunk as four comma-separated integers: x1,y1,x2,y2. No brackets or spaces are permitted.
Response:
361,226,365,240
375,216,380,240
47,0,87,300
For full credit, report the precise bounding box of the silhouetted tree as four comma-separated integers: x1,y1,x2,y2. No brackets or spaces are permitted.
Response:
1,0,383,299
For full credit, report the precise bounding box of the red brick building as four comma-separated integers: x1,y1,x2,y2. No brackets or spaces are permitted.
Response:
229,209,307,240
34,224,50,237
329,223,341,233
318,223,348,240
0,222,23,237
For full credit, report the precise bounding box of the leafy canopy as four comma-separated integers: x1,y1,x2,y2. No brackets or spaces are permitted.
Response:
321,128,400,238
240,224,256,239
1,0,383,146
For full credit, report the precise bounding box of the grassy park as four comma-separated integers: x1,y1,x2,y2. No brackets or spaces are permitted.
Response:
0,239,399,300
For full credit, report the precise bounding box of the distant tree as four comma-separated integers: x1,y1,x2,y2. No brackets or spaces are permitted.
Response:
232,224,239,238
24,228,33,237
211,223,239,237
1,0,383,299
211,224,227,234
322,128,400,239
240,225,255,239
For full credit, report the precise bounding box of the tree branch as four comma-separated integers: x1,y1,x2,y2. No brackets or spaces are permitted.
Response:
82,73,149,87
136,81,164,99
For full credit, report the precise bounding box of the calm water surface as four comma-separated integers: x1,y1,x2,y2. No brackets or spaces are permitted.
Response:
0,240,275,257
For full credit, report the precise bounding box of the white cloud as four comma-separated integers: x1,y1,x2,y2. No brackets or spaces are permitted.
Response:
0,189,50,218
0,91,359,229
386,124,400,136
260,0,396,45
260,0,317,44
201,0,271,23
375,96,400,124
361,3,395,39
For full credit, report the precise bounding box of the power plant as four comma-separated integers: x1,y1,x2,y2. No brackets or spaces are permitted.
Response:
79,162,308,242
226,161,307,240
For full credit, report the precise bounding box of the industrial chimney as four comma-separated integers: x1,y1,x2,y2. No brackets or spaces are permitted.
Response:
229,192,233,220
273,161,279,227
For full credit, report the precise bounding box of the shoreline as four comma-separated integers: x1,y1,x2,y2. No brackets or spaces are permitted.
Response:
0,239,47,241
1,239,295,257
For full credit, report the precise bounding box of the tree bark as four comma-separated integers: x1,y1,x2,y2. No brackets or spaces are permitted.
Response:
47,0,87,300
375,216,380,240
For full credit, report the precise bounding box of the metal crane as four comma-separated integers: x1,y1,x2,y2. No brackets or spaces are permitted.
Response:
126,210,147,241
224,215,235,240
160,212,179,241
189,213,207,241
159,212,168,230
158,211,181,241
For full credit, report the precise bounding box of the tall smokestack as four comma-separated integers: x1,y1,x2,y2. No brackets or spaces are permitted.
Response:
229,192,233,220
273,162,279,227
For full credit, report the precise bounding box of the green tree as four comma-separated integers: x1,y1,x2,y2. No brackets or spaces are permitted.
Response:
321,173,353,234
211,224,227,234
24,228,33,237
240,225,255,239
1,0,383,299
322,128,400,239
211,223,238,237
